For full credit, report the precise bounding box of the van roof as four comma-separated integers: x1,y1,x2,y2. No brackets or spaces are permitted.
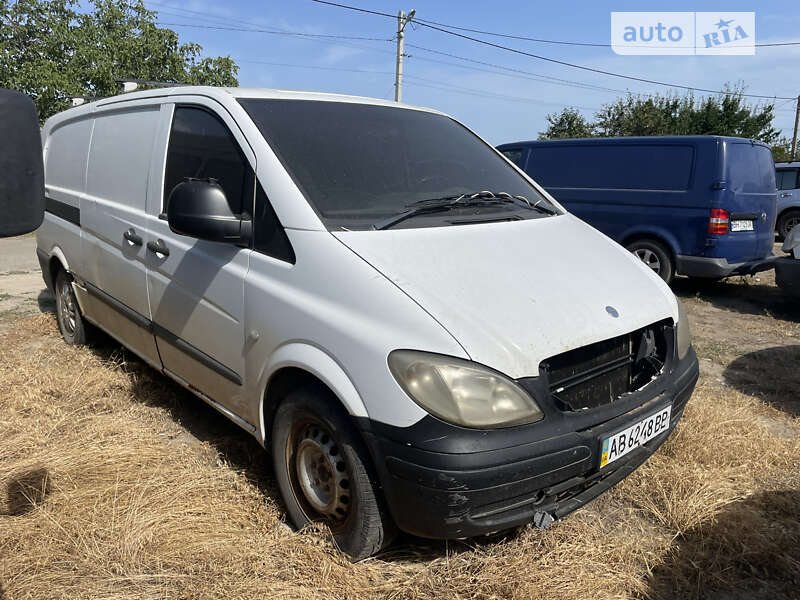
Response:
47,85,444,124
776,161,800,168
497,136,770,149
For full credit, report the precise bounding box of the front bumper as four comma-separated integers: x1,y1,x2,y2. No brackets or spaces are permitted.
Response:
358,349,699,539
676,254,776,278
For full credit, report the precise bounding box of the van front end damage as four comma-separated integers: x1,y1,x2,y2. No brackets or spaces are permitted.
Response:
357,346,698,539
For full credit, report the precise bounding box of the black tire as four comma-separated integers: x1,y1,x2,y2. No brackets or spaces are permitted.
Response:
626,239,674,284
777,209,800,241
271,386,395,560
54,269,91,345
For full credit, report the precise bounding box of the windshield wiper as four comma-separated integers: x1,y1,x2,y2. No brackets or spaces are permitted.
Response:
373,199,483,230
374,190,557,230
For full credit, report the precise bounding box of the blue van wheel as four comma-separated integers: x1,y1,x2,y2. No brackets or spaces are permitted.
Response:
626,239,674,284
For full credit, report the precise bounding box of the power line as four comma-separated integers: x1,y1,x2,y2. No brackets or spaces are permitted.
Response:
310,0,800,49
406,44,630,94
145,0,264,28
155,21,397,57
310,0,796,100
237,59,394,76
233,56,795,117
411,16,800,49
155,21,391,42
148,0,794,108
402,77,601,110
404,80,599,110
167,19,617,97
406,45,799,106
150,2,629,98
233,58,599,109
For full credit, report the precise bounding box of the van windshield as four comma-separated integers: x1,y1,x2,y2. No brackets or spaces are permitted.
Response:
238,99,553,230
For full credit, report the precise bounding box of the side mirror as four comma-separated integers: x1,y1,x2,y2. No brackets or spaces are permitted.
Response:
0,89,45,237
167,179,251,245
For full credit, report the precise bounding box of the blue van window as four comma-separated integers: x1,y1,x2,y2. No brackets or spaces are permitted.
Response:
530,145,694,191
500,148,524,167
776,170,797,190
726,143,775,193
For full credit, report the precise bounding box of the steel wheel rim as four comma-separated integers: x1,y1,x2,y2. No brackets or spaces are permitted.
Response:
58,279,77,335
286,417,352,528
634,248,661,273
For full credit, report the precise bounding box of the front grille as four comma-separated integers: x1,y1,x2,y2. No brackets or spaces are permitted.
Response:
541,321,670,411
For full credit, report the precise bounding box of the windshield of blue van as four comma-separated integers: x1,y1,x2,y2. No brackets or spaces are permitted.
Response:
238,99,555,230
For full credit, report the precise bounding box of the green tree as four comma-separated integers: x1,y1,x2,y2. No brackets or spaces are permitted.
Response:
771,137,794,163
0,0,239,120
538,107,594,139
540,85,779,144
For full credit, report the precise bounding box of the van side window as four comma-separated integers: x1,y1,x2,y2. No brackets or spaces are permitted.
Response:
254,181,295,264
501,148,524,167
777,169,799,190
164,106,252,216
530,145,694,191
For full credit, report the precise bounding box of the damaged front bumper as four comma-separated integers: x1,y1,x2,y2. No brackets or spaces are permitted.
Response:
358,348,699,539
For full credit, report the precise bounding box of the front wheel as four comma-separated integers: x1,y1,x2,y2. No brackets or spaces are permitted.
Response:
626,239,674,284
271,387,395,560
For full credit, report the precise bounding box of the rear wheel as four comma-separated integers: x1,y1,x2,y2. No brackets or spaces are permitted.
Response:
626,239,674,284
777,209,800,241
272,386,395,560
54,270,91,345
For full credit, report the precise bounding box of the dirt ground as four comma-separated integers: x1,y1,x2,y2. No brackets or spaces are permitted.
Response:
1,236,798,600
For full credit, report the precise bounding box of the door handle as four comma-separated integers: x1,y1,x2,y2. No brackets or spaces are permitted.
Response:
123,228,143,246
146,238,170,257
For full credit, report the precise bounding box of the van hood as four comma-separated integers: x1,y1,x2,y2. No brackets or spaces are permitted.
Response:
334,214,678,378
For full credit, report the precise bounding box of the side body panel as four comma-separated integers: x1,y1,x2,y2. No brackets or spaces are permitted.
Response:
80,103,161,365
244,229,469,433
144,99,251,419
38,116,92,281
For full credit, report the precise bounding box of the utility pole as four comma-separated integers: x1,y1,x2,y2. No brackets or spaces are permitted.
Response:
792,95,800,161
394,8,415,103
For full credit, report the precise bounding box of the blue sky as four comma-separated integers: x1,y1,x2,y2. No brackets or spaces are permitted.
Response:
147,0,800,145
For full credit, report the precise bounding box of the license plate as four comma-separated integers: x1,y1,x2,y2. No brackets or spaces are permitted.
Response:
600,405,671,468
731,219,754,232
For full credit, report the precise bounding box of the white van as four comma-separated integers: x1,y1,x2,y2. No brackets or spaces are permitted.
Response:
37,87,698,559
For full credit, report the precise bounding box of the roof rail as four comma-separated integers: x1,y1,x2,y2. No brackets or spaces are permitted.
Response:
114,78,190,93
70,95,101,106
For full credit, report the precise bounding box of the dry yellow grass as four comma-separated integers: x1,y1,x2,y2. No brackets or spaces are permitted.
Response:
1,314,799,599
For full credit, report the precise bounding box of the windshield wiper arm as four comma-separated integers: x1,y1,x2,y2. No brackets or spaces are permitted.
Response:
450,190,559,215
374,190,558,230
373,201,464,230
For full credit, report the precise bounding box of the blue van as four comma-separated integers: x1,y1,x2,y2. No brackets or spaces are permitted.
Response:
775,161,800,239
497,136,777,283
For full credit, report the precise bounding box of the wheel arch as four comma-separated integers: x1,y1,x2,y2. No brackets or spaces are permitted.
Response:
258,343,369,446
48,245,71,279
620,230,679,264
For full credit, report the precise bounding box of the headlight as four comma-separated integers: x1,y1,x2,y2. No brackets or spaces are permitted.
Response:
676,299,692,360
388,350,543,428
